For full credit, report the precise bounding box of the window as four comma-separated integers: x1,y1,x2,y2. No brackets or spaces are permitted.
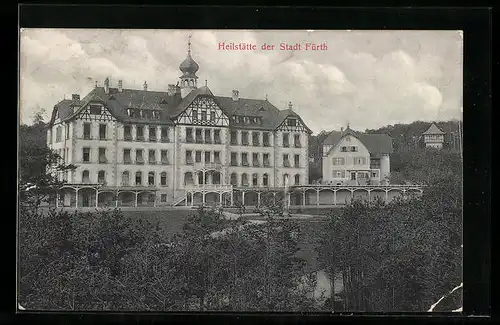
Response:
214,130,221,144
65,125,70,139
139,110,144,118
148,172,155,186
186,150,193,165
56,127,62,142
230,131,238,145
283,173,290,186
261,132,270,147
98,170,106,184
161,194,167,202
123,149,132,164
263,173,269,186
214,151,221,164
135,171,142,186
82,170,90,183
333,170,344,178
253,117,259,124
287,119,297,126
82,147,91,163
161,127,169,142
241,173,249,186
122,171,130,186
241,132,249,146
83,123,91,140
354,157,366,165
370,158,380,169
332,158,345,165
98,148,107,164
204,151,211,163
263,153,270,167
252,153,260,167
210,111,216,121
252,173,258,187
124,125,132,141
283,154,290,167
136,126,144,141
241,153,249,166
243,117,250,125
294,134,301,148
136,149,144,164
231,152,238,166
186,128,193,143
90,105,101,115
192,109,198,121
283,133,290,147
148,149,156,164
350,146,358,152
201,110,207,121
341,146,347,152
127,108,133,117
195,129,203,143
252,132,260,146
230,173,238,186
195,151,202,163
161,150,169,165
294,174,300,185
204,129,212,143
149,127,157,141
294,154,300,168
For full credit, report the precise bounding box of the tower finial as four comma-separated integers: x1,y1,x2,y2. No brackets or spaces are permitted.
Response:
188,33,192,55
347,121,350,129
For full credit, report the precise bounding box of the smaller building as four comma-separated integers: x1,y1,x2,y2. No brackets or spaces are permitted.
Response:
321,126,393,186
422,123,445,149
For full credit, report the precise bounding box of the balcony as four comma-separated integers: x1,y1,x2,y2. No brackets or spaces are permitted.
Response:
185,184,233,190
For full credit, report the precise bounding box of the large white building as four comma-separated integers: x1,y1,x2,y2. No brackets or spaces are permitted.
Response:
321,126,393,185
47,41,311,207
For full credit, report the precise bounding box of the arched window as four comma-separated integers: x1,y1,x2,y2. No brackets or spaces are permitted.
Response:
122,171,130,186
230,173,238,186
252,173,258,187
98,170,106,184
283,173,289,186
184,172,193,186
294,174,300,185
241,173,249,186
135,171,142,186
82,170,90,183
148,172,155,186
263,173,269,187
160,172,167,186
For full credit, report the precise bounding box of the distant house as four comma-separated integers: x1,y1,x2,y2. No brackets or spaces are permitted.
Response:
422,123,445,149
321,126,393,186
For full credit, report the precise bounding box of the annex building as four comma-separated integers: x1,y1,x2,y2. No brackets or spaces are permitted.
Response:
47,40,311,207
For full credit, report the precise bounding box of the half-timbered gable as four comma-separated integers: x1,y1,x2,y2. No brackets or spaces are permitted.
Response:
274,109,311,134
175,94,229,127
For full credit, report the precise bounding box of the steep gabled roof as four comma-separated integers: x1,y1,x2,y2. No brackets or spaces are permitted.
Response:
422,123,445,135
273,109,313,133
323,128,393,155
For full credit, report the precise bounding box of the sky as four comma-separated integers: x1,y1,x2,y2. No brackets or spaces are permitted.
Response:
19,29,463,134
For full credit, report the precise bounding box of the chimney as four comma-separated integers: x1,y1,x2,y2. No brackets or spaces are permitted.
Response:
167,84,176,96
143,81,148,91
288,101,293,109
340,127,344,133
232,90,239,101
118,80,123,92
104,77,110,94
72,94,80,101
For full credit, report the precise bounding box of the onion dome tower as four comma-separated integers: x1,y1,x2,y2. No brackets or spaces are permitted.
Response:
179,34,199,98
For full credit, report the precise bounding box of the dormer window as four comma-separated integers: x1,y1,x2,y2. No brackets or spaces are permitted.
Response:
253,117,259,124
139,110,144,118
127,108,133,117
232,116,237,123
243,116,250,124
152,111,160,119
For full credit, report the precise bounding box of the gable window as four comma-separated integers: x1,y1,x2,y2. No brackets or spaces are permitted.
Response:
241,153,249,166
56,127,62,142
98,170,106,185
192,109,198,121
214,129,221,144
210,110,216,121
294,154,300,168
252,153,260,167
148,149,156,164
231,152,238,166
82,147,91,163
148,172,155,186
341,146,347,152
186,128,193,143
99,124,107,140
98,148,107,164
90,105,101,115
263,153,270,167
136,126,144,141
122,171,130,186
230,130,238,145
350,146,358,152
195,151,202,163
283,154,290,167
252,132,260,146
263,132,270,147
204,151,211,163
123,149,132,164
149,127,157,141
135,171,142,186
161,150,169,165
82,170,90,183
83,123,91,140
161,172,167,186
294,134,301,148
185,150,193,165
161,127,169,142
204,129,212,144
201,110,207,121
287,119,297,127
136,149,144,164
263,173,269,186
283,133,290,147
195,129,203,143
124,125,132,141
241,132,249,146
